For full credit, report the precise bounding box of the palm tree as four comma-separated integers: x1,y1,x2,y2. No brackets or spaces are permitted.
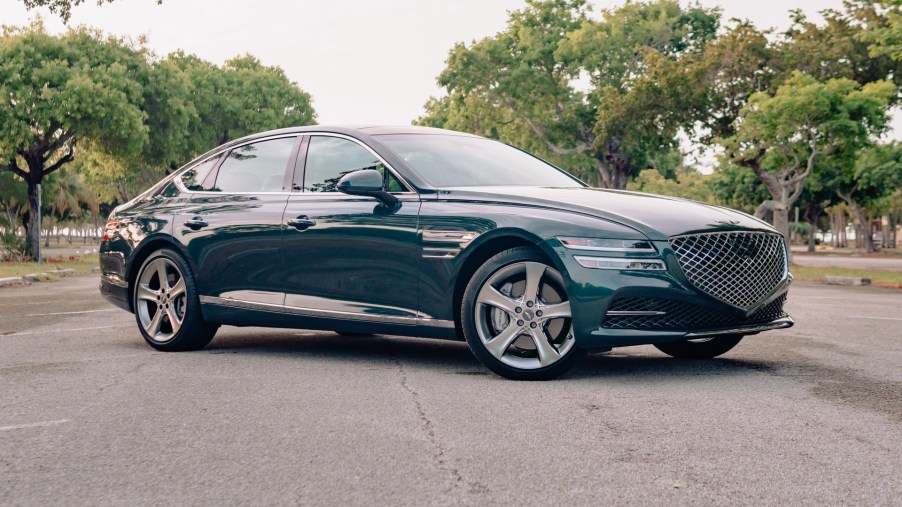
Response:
44,171,99,247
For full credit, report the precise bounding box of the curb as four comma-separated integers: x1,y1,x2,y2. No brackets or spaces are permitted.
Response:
0,268,82,287
825,275,871,286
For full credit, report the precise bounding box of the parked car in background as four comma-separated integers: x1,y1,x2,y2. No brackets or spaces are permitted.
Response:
100,125,793,380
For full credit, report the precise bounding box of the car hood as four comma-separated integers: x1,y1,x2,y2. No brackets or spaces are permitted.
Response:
437,186,775,241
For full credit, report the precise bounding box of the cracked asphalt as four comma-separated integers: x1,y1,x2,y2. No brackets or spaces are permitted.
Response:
1,276,900,505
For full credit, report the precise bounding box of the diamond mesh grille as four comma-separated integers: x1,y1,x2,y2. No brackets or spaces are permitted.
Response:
670,232,787,309
603,294,787,330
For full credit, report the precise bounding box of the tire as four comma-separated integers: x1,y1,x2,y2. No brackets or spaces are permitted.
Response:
132,248,218,351
461,247,584,380
653,334,744,359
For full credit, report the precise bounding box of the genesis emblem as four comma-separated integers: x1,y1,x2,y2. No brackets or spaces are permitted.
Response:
716,219,740,225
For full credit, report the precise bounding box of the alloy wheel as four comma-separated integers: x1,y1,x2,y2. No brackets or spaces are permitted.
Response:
474,261,575,370
136,257,187,343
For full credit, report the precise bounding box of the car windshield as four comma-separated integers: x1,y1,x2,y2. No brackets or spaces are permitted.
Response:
376,134,584,188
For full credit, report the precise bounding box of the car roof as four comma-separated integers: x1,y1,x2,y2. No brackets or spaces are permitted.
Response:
224,124,480,146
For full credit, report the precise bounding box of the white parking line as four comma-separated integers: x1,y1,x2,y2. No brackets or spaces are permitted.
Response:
22,309,118,317
2,325,131,336
0,419,68,432
848,315,902,321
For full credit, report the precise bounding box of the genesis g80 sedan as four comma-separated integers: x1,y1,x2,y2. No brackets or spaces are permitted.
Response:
100,125,793,380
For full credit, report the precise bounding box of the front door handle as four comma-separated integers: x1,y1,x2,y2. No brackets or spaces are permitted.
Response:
286,217,317,230
184,218,208,230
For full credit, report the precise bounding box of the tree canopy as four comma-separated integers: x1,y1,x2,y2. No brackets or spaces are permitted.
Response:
0,22,316,259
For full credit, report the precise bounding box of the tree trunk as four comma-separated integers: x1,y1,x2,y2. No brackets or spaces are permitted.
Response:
807,215,817,252
847,200,876,253
45,204,55,248
25,180,41,262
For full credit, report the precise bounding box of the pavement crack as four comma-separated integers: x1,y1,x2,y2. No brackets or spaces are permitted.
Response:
391,352,470,495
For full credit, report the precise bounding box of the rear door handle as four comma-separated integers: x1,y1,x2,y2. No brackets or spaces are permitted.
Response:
286,217,317,230
184,218,208,230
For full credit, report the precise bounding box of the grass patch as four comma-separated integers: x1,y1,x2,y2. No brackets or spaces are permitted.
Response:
790,264,902,289
0,254,99,279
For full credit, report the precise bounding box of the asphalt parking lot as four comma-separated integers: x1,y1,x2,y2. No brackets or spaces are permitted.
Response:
1,276,900,505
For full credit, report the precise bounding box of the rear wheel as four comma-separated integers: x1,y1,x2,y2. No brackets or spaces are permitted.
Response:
654,335,744,359
461,247,584,380
133,249,218,351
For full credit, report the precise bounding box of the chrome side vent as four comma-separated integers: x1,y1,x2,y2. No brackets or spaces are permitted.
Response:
421,230,477,259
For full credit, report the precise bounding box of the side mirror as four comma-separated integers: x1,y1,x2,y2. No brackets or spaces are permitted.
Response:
337,169,398,206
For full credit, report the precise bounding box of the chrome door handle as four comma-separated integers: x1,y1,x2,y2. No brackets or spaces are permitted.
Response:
184,218,208,230
286,217,317,230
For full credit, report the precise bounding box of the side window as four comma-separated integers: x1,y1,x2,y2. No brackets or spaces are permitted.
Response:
213,137,296,193
304,136,387,192
179,156,220,191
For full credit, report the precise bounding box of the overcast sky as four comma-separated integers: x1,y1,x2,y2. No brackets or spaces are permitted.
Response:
4,0,898,152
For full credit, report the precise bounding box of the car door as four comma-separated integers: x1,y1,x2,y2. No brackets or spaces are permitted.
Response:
173,135,300,306
280,134,422,323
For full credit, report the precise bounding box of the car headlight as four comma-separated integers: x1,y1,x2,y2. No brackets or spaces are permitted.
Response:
557,237,655,253
558,236,665,271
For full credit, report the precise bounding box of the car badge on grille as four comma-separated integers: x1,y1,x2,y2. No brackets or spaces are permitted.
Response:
715,219,740,225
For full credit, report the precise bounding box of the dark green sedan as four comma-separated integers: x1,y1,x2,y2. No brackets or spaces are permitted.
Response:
99,125,793,380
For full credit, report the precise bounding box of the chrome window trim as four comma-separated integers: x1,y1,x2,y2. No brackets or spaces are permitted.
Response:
299,132,416,194
199,296,455,329
174,132,418,197
175,133,301,195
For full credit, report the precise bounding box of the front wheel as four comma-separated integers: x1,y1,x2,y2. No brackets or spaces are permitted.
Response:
653,335,744,359
133,249,218,351
461,247,584,380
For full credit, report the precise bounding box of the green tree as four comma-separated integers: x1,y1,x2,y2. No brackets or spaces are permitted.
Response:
825,141,902,251
0,23,149,260
626,167,713,203
420,0,719,189
42,169,98,246
170,52,316,150
721,71,895,244
856,0,902,61
21,0,163,23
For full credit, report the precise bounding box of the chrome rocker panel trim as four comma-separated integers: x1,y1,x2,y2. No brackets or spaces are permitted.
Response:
199,295,456,329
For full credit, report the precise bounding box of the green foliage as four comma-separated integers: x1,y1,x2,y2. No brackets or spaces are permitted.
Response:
626,168,713,203
707,161,769,214
420,0,719,189
169,52,316,152
21,0,163,23
856,0,902,61
0,21,316,259
721,71,895,240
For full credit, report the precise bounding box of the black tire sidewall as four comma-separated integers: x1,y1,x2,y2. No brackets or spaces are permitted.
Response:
460,246,584,380
133,248,215,351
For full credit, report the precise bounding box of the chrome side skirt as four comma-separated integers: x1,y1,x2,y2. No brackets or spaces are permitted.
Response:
605,310,667,316
683,316,794,338
199,295,456,329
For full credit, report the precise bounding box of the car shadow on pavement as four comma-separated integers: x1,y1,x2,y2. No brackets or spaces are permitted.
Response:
201,329,775,382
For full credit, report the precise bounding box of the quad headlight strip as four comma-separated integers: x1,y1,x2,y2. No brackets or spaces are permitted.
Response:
557,237,666,271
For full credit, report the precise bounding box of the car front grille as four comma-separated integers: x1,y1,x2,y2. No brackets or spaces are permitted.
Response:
603,293,788,330
669,231,787,310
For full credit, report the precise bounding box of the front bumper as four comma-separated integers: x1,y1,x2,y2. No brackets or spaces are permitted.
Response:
554,239,794,350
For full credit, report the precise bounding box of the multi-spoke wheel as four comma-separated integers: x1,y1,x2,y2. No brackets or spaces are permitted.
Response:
654,334,744,359
461,247,584,380
133,249,217,351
